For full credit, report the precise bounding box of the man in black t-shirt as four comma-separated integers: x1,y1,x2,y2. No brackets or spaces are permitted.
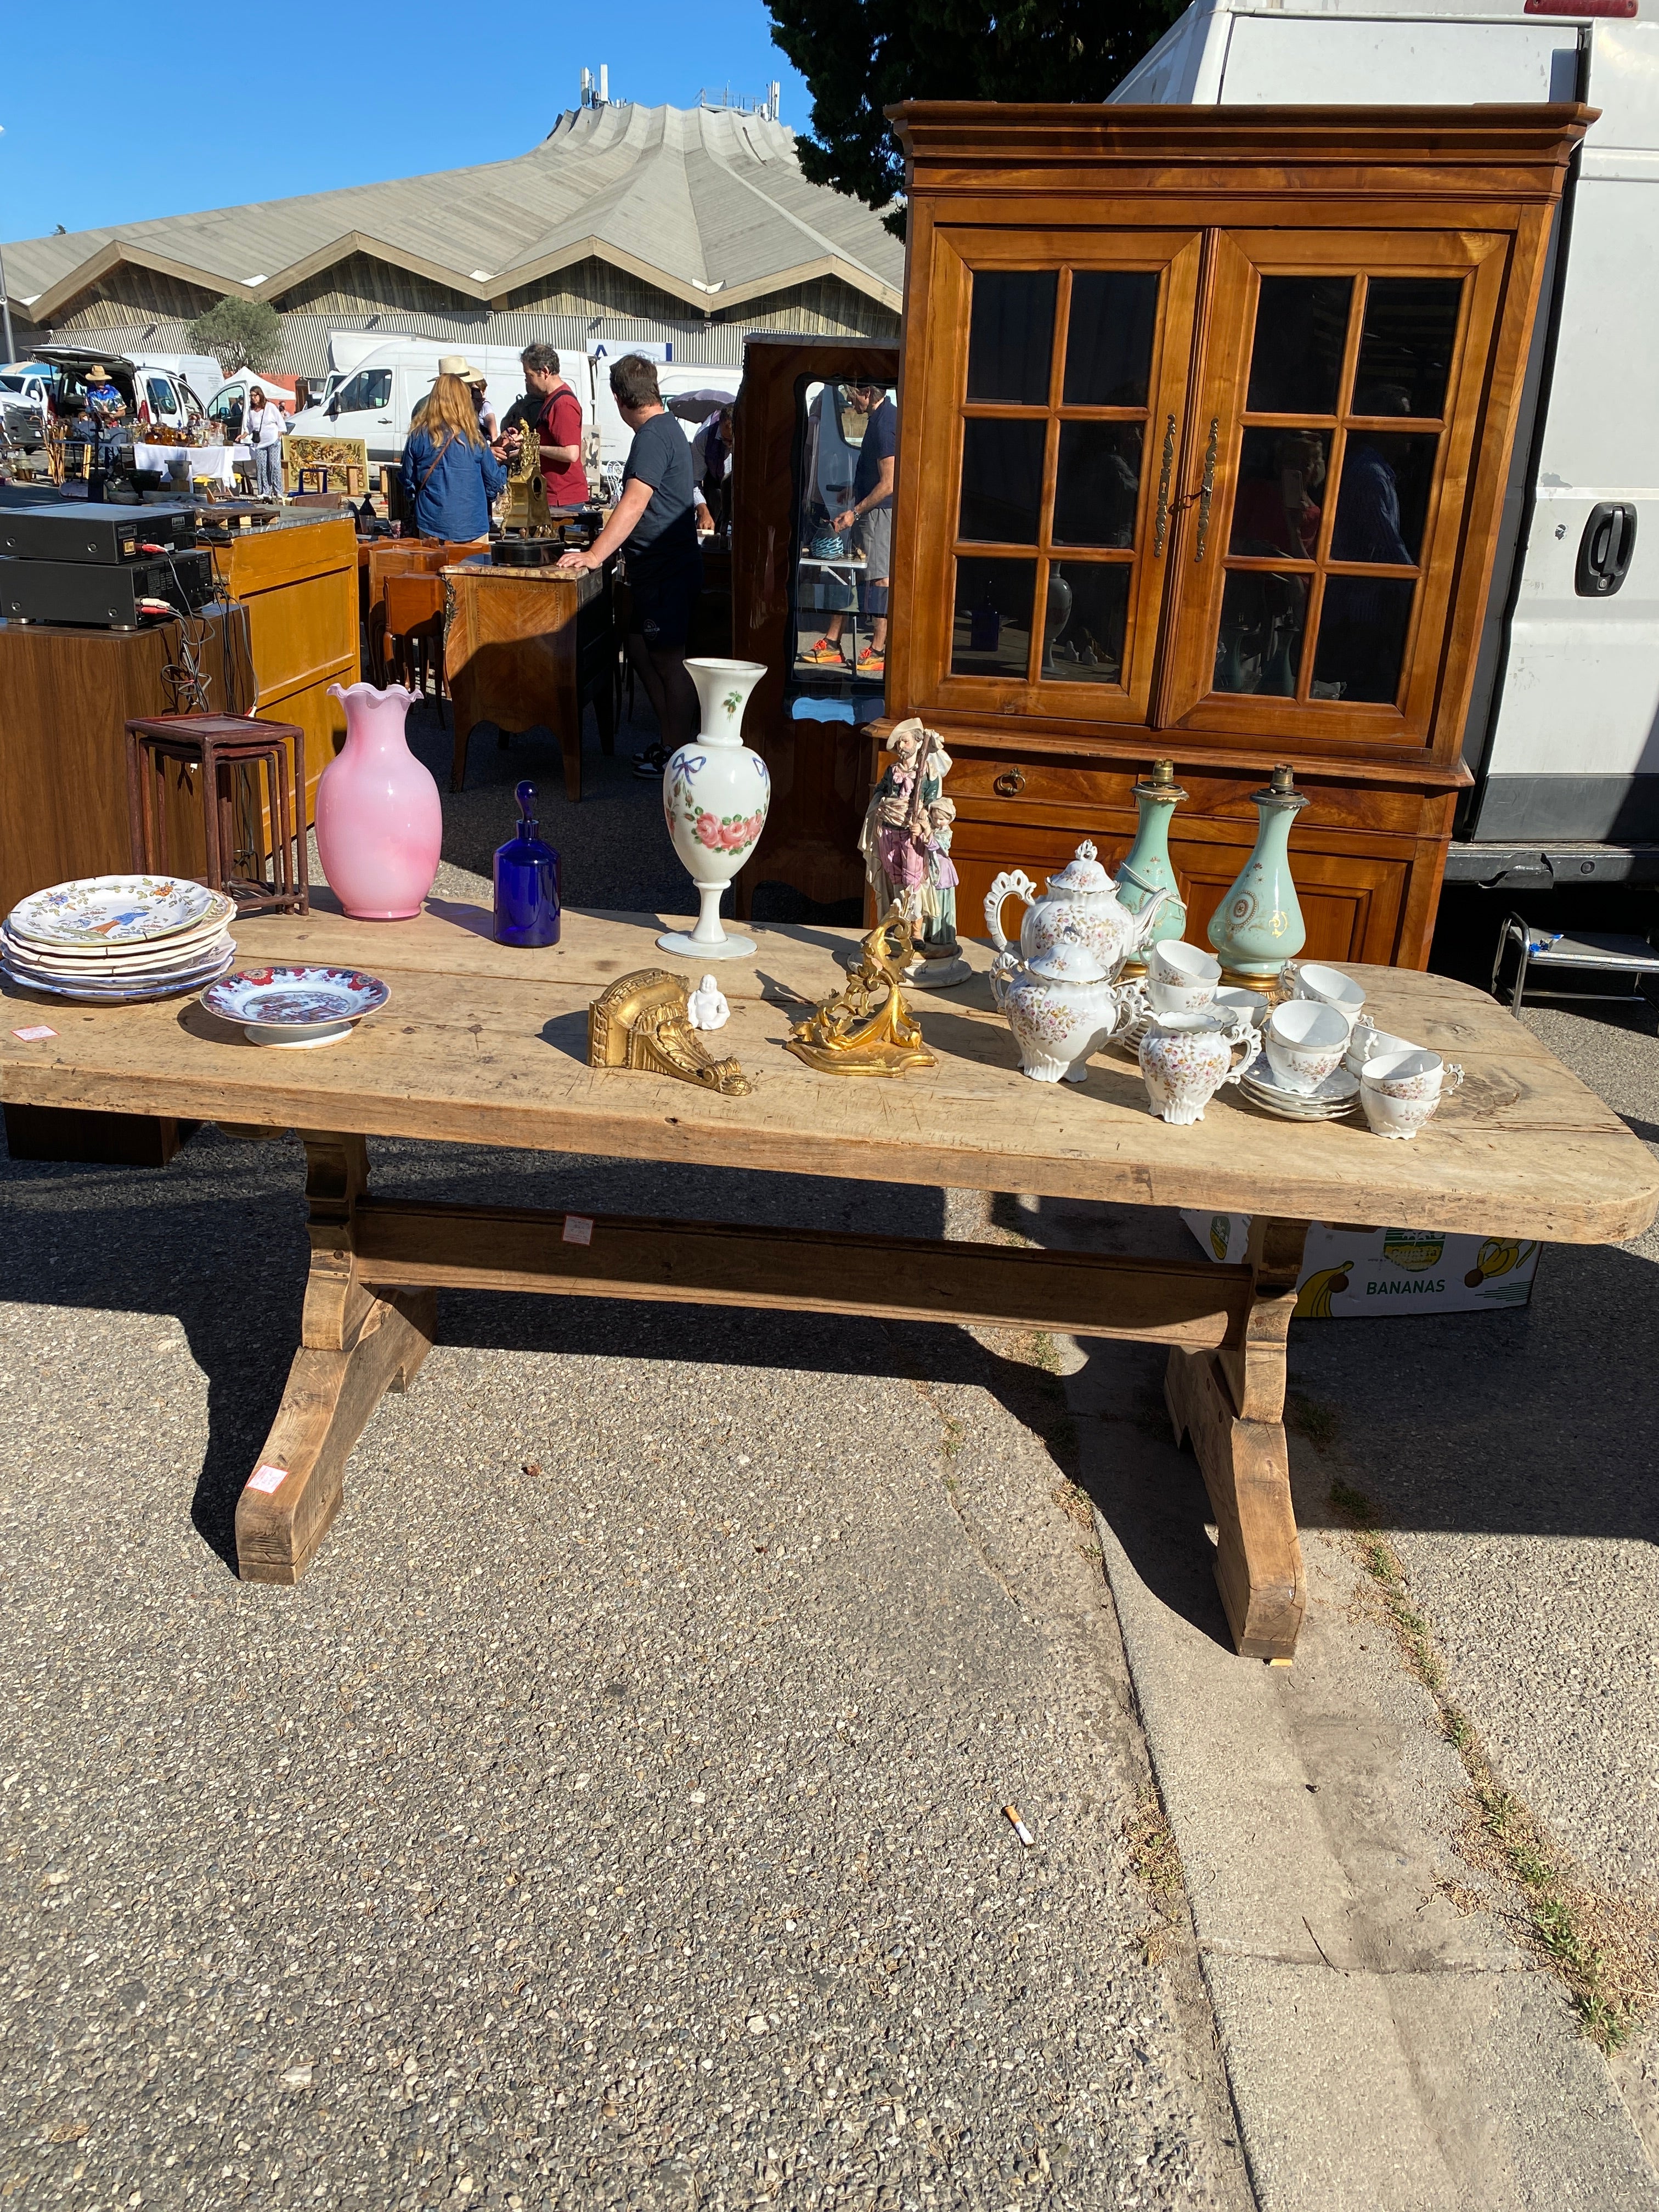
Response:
557,352,701,774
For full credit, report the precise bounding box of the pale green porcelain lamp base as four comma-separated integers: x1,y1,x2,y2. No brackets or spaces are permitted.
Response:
1206,765,1308,987
1117,759,1188,980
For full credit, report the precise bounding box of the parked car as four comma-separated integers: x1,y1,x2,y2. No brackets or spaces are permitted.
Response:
0,364,53,450
1113,0,1659,891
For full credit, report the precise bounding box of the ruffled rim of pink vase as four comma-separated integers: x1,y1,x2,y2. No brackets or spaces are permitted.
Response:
329,681,417,706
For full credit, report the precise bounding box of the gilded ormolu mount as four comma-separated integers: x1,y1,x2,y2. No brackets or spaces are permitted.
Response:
500,419,552,537
785,908,937,1077
588,970,752,1096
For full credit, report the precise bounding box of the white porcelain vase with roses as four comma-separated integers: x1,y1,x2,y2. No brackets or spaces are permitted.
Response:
658,658,771,960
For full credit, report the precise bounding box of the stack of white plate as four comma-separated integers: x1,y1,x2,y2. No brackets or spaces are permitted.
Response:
1239,1062,1361,1121
2,876,236,1002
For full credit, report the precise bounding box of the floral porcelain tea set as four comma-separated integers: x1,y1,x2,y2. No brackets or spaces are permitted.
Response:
984,843,1461,1137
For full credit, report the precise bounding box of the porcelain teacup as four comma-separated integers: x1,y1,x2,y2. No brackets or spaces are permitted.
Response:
1359,1047,1464,1139
1214,985,1269,1030
1263,1000,1351,1096
1344,1017,1417,1076
1148,940,1222,991
1146,967,1218,1015
1282,960,1367,1031
1138,1007,1259,1125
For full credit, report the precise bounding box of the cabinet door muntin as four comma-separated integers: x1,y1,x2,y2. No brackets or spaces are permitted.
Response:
930,231,1203,720
1164,229,1505,747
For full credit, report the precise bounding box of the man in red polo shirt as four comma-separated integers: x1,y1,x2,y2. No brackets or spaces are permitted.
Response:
500,344,588,507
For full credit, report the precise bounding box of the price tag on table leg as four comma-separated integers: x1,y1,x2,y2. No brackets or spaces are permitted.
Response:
246,1463,289,1495
562,1215,595,1246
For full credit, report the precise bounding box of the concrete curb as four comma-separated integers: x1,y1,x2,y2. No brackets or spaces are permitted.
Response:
1069,1334,1659,2210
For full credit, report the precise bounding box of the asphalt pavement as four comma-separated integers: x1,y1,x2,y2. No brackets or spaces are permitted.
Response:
0,702,1249,2209
5,693,1659,2204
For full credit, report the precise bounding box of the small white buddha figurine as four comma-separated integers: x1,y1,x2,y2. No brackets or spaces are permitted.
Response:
686,975,730,1031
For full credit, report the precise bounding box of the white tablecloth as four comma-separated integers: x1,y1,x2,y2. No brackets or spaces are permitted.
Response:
132,442,251,484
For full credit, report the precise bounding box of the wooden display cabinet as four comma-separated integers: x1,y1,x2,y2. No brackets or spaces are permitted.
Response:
881,102,1593,962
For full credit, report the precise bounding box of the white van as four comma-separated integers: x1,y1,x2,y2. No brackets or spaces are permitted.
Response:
288,340,579,467
1113,0,1659,889
590,361,741,486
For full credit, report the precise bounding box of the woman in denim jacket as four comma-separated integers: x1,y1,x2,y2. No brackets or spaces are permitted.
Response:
400,372,506,541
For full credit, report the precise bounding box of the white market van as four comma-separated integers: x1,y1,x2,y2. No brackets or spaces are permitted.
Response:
589,360,741,482
1113,0,1659,889
287,340,577,466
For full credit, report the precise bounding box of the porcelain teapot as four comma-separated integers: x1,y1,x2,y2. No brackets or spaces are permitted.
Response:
985,841,1174,986
989,929,1143,1084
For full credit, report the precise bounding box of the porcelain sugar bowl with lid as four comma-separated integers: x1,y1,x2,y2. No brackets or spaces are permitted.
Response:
986,841,1173,986
990,930,1141,1084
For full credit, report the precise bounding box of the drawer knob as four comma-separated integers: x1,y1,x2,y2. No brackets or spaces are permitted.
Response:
994,767,1026,797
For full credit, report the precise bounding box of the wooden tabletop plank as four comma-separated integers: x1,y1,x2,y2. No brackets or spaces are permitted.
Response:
4,905,1654,1243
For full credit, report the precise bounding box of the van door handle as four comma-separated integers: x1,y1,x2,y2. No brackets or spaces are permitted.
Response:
1576,503,1638,597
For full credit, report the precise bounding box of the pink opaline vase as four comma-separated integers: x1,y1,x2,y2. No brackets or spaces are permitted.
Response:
315,683,443,920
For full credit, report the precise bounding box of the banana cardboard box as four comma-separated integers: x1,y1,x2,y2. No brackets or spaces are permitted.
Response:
1180,1213,1541,1318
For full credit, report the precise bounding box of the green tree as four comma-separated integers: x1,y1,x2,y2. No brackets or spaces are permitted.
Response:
185,295,283,375
766,0,1183,232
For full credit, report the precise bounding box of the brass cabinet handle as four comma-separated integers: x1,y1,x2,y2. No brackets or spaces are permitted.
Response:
1194,417,1219,563
994,767,1026,797
1153,414,1177,556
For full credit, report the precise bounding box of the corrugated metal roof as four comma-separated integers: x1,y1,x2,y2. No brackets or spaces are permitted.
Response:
55,314,757,380
4,104,904,322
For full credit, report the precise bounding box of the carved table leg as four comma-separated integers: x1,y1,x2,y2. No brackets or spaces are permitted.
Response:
236,1132,436,1585
1165,1217,1309,1660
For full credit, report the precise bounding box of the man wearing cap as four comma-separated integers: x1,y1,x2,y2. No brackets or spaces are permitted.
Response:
500,345,587,508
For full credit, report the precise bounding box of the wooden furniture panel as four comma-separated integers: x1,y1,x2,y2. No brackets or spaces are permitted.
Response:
878,102,1592,967
442,561,616,800
208,517,357,826
947,810,1412,967
0,605,249,919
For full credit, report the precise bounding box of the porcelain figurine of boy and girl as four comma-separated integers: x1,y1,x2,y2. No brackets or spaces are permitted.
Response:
857,716,970,988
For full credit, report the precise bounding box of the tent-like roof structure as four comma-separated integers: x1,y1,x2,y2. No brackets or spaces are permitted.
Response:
3,104,905,330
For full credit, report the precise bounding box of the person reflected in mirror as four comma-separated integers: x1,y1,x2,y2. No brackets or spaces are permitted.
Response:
803,382,896,676
1233,430,1325,558
691,405,734,538
557,353,701,777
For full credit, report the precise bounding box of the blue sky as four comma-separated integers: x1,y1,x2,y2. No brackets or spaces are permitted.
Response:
0,0,810,245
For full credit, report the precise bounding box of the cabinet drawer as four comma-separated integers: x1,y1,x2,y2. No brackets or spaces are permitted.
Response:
951,811,1414,967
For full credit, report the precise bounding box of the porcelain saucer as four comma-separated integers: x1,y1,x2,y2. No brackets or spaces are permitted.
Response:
1241,1062,1360,1119
200,965,390,1047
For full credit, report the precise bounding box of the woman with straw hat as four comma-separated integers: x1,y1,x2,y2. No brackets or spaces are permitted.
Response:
401,370,506,541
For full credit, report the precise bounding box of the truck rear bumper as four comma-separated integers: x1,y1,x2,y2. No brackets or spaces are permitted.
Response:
1443,842,1659,887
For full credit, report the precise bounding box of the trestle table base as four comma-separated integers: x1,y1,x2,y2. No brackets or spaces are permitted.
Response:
234,1130,1310,1657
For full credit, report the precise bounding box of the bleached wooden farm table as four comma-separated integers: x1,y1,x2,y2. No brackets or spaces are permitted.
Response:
5,902,1655,1659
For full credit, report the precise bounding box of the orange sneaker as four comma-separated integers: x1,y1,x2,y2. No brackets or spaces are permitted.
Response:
803,637,844,666
856,646,885,674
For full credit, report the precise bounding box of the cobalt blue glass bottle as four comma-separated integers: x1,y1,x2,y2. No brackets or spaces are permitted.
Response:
494,781,561,946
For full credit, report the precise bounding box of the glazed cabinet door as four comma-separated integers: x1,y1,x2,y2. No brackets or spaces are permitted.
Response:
1155,228,1509,751
909,228,1204,725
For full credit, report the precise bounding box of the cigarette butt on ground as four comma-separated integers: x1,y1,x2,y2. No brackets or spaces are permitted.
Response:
1003,1804,1035,1848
